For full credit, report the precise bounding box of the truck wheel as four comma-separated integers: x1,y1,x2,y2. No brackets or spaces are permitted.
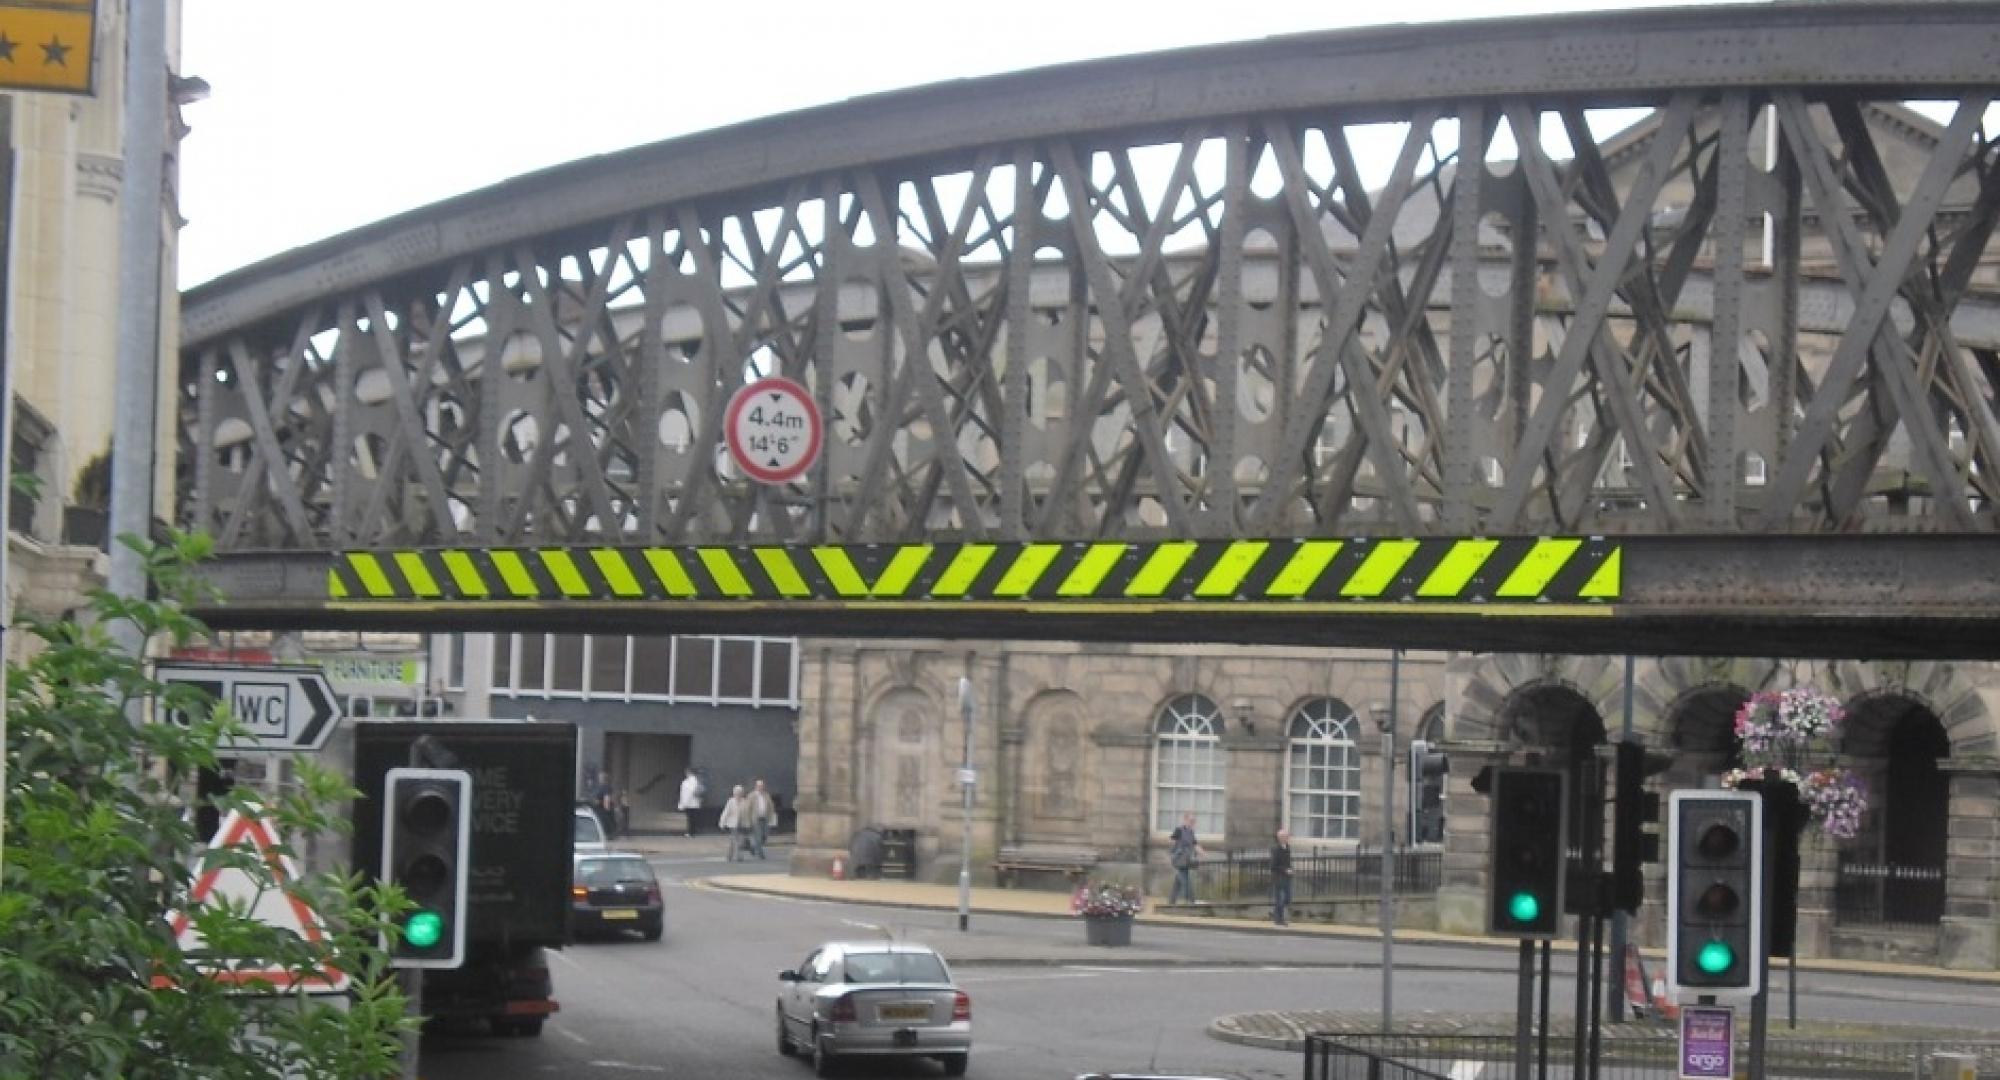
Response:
775,1010,794,1057
940,1052,969,1076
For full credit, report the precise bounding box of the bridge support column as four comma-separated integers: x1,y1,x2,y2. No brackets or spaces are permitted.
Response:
1940,762,2000,971
1436,741,1513,935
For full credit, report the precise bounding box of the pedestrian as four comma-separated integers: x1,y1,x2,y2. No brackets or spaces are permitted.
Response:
749,779,776,860
597,782,619,841
1270,828,1293,925
1168,811,1204,905
719,784,750,862
616,790,632,838
678,767,704,837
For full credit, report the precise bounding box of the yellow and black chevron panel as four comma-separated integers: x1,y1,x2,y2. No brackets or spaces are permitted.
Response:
330,537,1619,608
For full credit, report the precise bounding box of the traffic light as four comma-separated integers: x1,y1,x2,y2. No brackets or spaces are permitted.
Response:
382,767,472,968
1487,768,1568,937
1408,741,1448,845
1611,740,1671,914
1668,790,1762,996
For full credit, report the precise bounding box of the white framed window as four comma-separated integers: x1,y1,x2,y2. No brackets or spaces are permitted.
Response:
1286,697,1361,842
463,633,800,708
1152,693,1227,837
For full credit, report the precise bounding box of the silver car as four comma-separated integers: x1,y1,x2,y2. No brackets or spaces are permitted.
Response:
776,941,971,1076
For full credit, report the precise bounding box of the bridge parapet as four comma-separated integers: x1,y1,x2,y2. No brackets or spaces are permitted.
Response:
176,4,2000,651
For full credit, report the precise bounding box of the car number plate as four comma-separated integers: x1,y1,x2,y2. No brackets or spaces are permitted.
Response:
879,1004,929,1021
601,909,638,920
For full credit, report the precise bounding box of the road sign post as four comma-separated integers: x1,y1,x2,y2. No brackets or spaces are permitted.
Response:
154,662,344,753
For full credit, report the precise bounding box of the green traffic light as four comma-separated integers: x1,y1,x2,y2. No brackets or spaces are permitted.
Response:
1508,891,1541,924
1696,939,1735,975
404,909,444,949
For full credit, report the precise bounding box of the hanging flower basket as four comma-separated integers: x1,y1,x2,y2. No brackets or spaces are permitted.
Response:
1720,687,1867,840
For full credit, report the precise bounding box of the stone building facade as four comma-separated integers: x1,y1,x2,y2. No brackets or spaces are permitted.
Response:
3,1,191,659
792,641,2000,971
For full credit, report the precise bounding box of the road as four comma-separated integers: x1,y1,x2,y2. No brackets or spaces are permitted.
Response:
418,852,2000,1079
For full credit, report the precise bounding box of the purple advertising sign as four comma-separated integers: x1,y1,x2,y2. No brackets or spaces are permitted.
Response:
1679,1005,1735,1080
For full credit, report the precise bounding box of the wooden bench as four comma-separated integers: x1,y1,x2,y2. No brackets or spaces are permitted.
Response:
993,844,1098,888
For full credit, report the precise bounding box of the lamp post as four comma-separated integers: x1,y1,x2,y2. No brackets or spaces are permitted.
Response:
1371,698,1396,1034
957,675,975,932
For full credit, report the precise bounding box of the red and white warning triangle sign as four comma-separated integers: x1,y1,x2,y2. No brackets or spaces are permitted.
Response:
157,806,349,992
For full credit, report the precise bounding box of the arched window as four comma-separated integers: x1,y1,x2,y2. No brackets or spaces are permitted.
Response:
1287,697,1360,841
1153,694,1226,836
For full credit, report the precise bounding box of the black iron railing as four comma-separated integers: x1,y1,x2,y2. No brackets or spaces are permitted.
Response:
1189,848,1440,903
1306,1033,2000,1080
1835,854,1945,929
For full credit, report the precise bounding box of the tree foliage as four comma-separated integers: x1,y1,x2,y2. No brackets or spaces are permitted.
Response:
0,532,409,1078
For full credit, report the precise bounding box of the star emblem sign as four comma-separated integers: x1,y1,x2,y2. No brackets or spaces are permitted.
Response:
0,32,15,63
41,34,68,67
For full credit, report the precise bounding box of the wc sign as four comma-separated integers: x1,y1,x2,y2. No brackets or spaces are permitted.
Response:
154,663,344,753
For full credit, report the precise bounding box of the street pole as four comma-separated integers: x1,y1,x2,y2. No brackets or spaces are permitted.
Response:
1373,647,1399,1033
1609,653,1635,1023
957,674,975,932
110,0,168,665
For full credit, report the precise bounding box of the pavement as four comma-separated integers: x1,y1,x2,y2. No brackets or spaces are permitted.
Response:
608,830,2000,1054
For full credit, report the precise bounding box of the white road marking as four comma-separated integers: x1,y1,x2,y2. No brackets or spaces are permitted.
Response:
556,1026,589,1046
1065,965,1143,973
585,1061,666,1073
547,949,581,971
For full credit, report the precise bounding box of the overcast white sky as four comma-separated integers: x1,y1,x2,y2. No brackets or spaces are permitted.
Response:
176,0,1743,286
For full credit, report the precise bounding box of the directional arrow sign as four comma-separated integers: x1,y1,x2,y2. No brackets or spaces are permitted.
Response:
154,663,344,753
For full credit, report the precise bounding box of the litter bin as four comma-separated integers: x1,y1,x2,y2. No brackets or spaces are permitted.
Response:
848,827,885,879
879,828,917,880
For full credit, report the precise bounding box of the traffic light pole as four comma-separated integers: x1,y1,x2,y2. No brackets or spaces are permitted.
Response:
1514,940,1534,1080
1609,655,1636,1024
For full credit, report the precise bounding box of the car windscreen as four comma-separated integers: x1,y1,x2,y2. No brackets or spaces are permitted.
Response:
574,812,604,843
842,950,949,984
576,857,654,886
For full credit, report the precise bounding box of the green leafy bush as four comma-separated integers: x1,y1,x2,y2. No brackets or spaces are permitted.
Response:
0,531,409,1078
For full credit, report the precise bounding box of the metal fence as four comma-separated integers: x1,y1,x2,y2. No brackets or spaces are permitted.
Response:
1306,1033,2000,1080
1190,848,1441,903
1834,855,1945,929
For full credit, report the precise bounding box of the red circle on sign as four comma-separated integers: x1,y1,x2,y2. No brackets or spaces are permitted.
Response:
724,377,823,485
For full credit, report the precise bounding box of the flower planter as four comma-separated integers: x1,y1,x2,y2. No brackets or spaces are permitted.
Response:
1084,915,1133,947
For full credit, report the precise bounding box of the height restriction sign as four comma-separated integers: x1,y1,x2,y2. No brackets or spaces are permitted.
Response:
725,376,822,484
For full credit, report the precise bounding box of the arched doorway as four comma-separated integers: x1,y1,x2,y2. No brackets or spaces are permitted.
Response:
1836,693,1949,930
1500,682,1608,865
1664,685,1747,789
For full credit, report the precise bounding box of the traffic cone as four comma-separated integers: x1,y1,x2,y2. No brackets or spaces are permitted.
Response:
831,855,845,881
1651,977,1680,1020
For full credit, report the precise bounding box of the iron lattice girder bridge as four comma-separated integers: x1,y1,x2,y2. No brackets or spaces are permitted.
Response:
180,3,2000,656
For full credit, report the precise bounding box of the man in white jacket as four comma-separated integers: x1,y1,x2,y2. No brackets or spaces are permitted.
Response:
678,767,704,837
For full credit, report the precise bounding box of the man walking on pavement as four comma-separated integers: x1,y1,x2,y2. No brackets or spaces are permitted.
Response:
678,767,704,837
749,779,776,859
1270,827,1293,925
1168,811,1203,905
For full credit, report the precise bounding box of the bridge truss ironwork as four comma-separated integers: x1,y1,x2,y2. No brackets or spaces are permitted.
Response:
178,3,2000,656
